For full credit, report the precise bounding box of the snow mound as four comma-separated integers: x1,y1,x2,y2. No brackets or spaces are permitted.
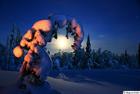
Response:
2,82,60,94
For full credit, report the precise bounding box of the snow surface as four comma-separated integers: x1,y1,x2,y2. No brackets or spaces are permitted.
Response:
0,70,140,94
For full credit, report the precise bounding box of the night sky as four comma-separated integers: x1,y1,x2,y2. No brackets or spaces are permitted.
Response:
0,0,140,54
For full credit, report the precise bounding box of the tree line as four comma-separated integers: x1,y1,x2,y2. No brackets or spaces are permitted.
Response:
51,35,140,70
0,25,139,71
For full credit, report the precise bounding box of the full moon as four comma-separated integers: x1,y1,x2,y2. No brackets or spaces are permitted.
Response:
54,35,73,50
47,35,73,53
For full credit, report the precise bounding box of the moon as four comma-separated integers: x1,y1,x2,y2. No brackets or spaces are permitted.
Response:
47,34,73,53
54,35,73,50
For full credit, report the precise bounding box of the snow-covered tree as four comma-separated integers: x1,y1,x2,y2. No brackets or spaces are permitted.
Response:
0,43,7,70
73,48,85,69
52,51,62,70
6,24,22,70
83,35,93,69
86,35,91,57
124,50,129,65
61,52,73,69
91,49,100,68
72,49,81,69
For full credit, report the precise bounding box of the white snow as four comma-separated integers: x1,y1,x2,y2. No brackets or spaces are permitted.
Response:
0,70,140,94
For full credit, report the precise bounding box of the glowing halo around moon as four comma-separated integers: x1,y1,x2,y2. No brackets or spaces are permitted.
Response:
48,34,73,52
54,35,73,50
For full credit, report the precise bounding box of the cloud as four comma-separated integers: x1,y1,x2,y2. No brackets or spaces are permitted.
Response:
98,34,105,38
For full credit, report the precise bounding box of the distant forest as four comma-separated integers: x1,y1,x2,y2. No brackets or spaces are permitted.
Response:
0,25,140,71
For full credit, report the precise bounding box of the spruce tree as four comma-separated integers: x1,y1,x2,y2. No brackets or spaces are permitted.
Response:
73,49,80,69
124,50,129,65
7,24,22,70
84,35,93,69
86,35,91,57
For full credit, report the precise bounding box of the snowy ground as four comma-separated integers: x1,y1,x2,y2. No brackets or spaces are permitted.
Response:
0,70,140,94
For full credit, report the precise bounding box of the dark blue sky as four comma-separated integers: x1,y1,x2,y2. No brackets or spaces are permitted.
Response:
0,0,140,54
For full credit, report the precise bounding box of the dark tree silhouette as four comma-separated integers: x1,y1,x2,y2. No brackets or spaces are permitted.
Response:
86,35,91,57
82,35,93,69
73,49,81,69
6,24,22,70
124,50,129,65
